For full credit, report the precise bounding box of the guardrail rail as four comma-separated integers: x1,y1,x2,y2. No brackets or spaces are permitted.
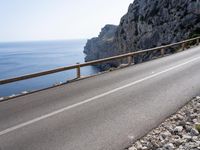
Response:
0,36,199,85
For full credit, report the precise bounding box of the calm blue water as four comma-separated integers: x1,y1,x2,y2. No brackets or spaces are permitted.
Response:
0,40,99,97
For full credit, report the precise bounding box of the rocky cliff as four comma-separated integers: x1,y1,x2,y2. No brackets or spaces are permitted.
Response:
84,25,119,70
84,0,200,70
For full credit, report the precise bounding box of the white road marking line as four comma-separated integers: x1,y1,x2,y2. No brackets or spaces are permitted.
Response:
1,56,200,136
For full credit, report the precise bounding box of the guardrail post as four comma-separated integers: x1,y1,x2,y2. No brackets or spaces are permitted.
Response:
182,43,185,51
161,48,165,56
128,56,132,66
197,38,200,45
76,63,81,78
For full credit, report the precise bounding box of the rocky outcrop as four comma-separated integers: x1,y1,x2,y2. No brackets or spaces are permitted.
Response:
84,0,200,70
84,25,119,70
116,0,200,63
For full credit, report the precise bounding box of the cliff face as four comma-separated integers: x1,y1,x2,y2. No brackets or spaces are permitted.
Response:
84,0,200,69
84,25,119,70
84,25,118,62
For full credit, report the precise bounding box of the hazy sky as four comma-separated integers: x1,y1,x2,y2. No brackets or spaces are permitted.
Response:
0,0,133,42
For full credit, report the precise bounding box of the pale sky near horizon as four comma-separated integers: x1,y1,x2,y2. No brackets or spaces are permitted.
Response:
0,0,133,42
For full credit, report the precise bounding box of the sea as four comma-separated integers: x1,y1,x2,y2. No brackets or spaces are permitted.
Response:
0,40,100,97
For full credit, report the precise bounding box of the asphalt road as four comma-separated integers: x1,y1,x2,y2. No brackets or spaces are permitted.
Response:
0,46,200,150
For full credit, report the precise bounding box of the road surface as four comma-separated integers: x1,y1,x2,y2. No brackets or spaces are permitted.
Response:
0,46,200,150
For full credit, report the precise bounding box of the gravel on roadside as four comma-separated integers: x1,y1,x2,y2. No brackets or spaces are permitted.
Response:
127,97,200,150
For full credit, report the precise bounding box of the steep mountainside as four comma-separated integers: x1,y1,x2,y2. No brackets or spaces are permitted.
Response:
84,25,120,70
84,0,200,70
84,25,118,62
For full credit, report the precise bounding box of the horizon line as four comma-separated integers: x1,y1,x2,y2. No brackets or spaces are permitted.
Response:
0,38,91,44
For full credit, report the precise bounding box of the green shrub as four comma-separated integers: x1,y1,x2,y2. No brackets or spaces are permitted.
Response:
195,124,200,133
189,28,200,38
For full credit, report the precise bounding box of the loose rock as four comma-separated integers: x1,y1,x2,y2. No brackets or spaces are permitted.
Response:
127,97,200,150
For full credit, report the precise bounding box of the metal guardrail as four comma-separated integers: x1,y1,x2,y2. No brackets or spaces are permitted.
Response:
0,36,199,85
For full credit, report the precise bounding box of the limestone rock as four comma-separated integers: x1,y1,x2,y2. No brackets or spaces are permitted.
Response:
190,128,199,136
84,25,119,70
84,0,200,70
173,126,183,133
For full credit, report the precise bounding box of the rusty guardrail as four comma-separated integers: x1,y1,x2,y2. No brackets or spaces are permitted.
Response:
0,36,200,85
